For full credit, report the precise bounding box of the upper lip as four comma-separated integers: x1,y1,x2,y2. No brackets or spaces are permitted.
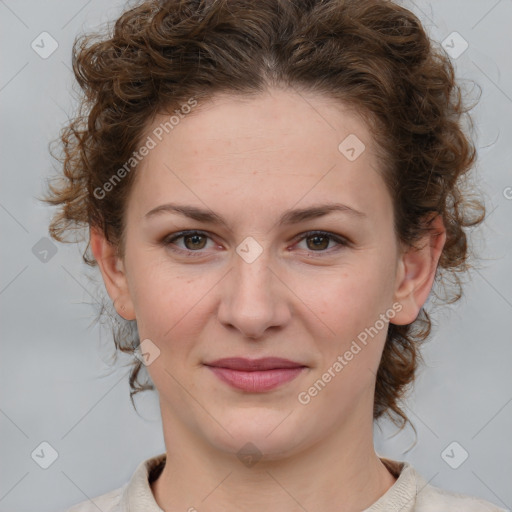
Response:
204,357,306,371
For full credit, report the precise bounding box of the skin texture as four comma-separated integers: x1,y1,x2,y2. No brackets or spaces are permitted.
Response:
90,87,446,512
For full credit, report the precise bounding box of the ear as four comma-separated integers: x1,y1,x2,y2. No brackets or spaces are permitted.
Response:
89,227,136,320
391,214,446,325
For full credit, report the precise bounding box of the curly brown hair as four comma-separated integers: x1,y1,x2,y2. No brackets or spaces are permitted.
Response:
40,0,485,431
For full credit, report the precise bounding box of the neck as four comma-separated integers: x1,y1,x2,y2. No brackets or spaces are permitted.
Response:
151,404,397,512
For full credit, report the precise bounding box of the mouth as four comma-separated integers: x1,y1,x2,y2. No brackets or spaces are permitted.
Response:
203,357,308,392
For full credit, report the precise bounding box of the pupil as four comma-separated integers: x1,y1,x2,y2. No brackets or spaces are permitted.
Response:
308,235,328,250
186,234,205,250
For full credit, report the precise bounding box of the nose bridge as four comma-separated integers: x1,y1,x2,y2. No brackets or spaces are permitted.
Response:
234,246,274,300
217,238,289,338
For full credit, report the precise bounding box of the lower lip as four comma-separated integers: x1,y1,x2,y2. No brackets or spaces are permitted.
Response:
206,366,306,392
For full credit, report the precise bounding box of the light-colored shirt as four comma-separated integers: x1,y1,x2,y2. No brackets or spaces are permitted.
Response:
65,453,507,511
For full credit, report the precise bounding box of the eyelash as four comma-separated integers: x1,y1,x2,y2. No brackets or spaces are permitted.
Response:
161,230,350,258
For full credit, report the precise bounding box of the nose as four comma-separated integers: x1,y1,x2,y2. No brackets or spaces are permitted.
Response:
216,247,291,339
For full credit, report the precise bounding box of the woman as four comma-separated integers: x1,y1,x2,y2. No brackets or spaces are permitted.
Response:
42,0,506,510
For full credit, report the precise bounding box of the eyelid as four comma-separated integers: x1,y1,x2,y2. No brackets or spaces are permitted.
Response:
290,230,349,244
290,230,350,255
162,230,217,257
161,229,350,257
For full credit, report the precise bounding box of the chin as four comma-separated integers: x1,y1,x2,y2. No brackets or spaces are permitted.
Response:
202,407,311,461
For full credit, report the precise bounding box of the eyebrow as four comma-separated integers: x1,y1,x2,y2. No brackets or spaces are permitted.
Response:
144,202,366,227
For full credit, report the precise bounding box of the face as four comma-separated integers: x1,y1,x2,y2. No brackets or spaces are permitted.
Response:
92,87,443,460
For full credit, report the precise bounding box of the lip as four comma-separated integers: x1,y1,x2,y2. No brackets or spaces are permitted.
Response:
205,357,305,371
204,357,307,392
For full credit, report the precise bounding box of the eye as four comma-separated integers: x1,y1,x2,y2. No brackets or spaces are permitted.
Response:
293,230,349,255
162,230,216,256
161,229,350,258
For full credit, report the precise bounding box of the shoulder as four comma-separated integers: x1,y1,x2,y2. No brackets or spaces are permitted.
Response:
413,472,507,512
63,484,125,512
373,457,507,512
61,452,166,512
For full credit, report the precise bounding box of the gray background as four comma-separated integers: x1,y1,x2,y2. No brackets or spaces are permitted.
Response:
1,0,511,511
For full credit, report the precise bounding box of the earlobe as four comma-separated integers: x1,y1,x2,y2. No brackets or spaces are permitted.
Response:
391,214,446,326
89,227,136,320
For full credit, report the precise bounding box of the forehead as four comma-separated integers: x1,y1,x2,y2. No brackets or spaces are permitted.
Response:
128,88,391,227
150,89,373,163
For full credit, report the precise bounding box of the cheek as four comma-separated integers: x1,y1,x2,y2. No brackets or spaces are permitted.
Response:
296,261,393,366
299,266,387,327
127,244,198,311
